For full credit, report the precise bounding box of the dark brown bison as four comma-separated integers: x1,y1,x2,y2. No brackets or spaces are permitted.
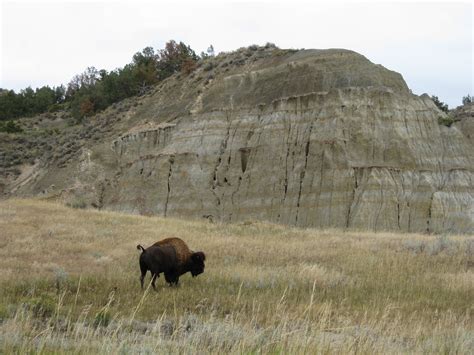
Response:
136,244,179,290
153,238,206,283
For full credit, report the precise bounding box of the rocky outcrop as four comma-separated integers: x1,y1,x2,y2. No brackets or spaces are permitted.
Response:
453,102,474,145
6,47,474,233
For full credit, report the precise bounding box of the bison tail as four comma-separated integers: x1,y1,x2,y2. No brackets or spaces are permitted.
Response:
137,244,146,252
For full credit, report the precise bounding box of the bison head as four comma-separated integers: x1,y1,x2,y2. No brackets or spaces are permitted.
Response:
190,251,206,277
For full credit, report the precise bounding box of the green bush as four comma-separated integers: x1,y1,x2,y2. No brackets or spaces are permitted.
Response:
0,86,65,121
48,102,67,112
431,95,449,113
67,198,87,209
462,94,472,105
93,309,112,327
21,295,56,318
0,120,23,133
438,115,455,127
0,304,11,320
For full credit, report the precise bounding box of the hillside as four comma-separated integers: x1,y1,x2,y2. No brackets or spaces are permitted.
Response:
1,45,473,233
0,199,473,352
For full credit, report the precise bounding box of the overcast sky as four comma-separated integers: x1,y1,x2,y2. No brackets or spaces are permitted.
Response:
1,0,472,108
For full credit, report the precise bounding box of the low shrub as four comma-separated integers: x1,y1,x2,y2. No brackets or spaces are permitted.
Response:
21,295,56,318
93,309,112,327
0,120,23,133
67,198,87,209
438,115,455,127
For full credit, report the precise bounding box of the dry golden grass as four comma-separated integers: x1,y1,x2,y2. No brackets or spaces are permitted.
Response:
0,198,473,353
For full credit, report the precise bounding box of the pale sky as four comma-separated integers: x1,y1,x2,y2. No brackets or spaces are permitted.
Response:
1,0,472,108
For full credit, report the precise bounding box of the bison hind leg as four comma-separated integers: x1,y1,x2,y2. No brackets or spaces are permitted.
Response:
151,274,159,290
140,272,146,290
139,261,148,290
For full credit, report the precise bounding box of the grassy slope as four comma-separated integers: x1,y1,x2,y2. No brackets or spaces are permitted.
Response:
0,199,473,353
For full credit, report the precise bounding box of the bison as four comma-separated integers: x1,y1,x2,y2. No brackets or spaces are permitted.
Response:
136,244,179,290
136,238,206,290
153,238,206,283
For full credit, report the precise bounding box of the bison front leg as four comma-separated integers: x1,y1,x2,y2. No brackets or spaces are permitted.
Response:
164,272,179,287
173,276,180,286
164,272,174,286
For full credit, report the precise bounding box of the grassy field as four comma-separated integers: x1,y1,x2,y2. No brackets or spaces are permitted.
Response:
0,199,473,353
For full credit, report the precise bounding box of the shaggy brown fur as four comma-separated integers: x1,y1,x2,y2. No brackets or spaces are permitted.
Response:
154,238,191,265
153,238,206,284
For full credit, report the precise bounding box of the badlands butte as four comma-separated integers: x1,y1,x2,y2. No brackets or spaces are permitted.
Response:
2,46,473,233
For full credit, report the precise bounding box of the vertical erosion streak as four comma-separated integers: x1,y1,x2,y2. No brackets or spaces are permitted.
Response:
346,168,359,228
239,148,250,173
387,169,402,231
397,201,401,230
164,156,174,217
295,127,313,225
283,133,291,198
211,116,232,209
426,192,435,233
278,121,292,221
374,170,384,232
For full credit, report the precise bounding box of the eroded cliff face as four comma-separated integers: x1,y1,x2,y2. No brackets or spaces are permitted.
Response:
7,47,474,233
